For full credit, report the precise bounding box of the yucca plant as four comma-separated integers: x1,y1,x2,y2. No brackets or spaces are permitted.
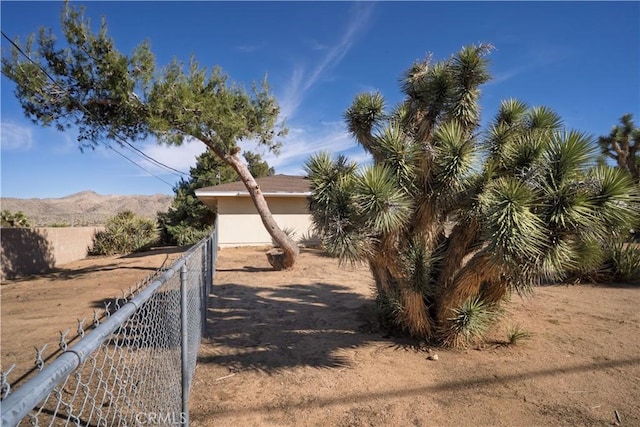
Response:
306,44,640,346
505,324,533,346
609,242,640,283
443,297,502,348
89,210,158,255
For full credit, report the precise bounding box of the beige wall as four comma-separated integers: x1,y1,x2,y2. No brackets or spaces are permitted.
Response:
216,196,314,247
1,227,102,279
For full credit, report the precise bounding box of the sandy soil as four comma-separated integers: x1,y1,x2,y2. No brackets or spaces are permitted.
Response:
1,247,185,387
2,246,639,426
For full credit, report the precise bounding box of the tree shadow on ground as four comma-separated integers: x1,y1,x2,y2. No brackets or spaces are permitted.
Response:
216,266,275,273
199,356,640,421
3,248,180,283
198,280,404,372
119,245,190,259
3,263,162,283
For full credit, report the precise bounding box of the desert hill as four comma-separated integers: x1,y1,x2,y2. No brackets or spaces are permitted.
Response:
1,191,174,226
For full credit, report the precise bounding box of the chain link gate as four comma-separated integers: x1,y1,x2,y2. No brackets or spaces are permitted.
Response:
1,225,218,427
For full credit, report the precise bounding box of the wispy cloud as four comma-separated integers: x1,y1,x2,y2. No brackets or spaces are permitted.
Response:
242,121,370,175
489,45,573,86
1,121,33,151
234,42,266,53
279,2,375,120
302,38,328,51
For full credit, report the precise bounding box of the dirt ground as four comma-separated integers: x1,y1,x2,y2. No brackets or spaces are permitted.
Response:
2,246,639,426
1,247,185,388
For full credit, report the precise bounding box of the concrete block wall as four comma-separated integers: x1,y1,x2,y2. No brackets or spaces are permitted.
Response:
1,227,103,279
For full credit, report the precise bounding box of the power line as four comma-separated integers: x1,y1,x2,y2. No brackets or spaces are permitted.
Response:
104,143,176,187
1,30,190,185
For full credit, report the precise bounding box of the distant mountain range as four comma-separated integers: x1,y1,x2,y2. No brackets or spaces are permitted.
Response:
1,191,174,226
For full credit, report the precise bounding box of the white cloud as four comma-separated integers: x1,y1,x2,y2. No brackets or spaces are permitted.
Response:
235,42,266,53
1,121,33,151
243,121,370,176
489,45,573,86
279,2,375,120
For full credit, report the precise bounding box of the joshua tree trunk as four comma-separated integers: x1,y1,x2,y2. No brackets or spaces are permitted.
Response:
204,141,299,270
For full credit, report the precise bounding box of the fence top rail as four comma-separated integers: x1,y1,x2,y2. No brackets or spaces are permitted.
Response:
1,229,216,427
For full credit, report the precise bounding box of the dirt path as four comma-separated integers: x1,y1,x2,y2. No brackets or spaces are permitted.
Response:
1,246,638,426
1,247,185,387
190,247,640,427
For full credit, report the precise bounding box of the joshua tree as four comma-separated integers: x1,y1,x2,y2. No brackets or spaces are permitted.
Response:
306,44,639,346
598,113,640,184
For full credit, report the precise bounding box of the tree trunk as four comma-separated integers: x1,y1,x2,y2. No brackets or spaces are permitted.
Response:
436,252,500,324
203,141,299,270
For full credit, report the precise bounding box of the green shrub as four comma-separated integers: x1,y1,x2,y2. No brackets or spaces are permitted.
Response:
570,237,640,285
1,210,30,227
165,223,213,246
606,242,640,284
89,210,158,255
505,324,532,346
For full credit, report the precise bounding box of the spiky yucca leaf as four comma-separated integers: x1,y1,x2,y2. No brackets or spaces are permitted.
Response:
432,120,478,189
525,106,563,131
400,57,431,99
483,99,529,158
321,222,372,265
402,238,436,294
539,180,597,236
306,153,357,227
498,132,547,175
506,324,532,345
542,131,595,186
494,98,529,127
539,237,579,280
375,290,404,332
480,177,547,264
415,61,452,112
566,238,607,279
586,166,640,233
443,296,502,347
451,43,494,89
449,44,493,130
354,165,412,234
305,152,356,207
373,123,419,194
608,242,640,283
344,92,386,156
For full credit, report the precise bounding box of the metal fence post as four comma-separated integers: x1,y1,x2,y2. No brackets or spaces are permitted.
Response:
180,264,189,427
202,238,209,336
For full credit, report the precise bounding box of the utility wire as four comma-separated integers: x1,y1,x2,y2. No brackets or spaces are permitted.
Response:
104,143,176,187
1,30,190,184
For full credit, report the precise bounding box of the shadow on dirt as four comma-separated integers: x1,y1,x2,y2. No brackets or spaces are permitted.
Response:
198,356,640,420
119,246,190,259
198,280,398,372
216,266,274,273
3,246,184,283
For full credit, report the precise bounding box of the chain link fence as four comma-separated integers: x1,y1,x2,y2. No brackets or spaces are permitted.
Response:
1,225,218,427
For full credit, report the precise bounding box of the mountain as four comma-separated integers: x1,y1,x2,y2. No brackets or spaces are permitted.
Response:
1,191,174,226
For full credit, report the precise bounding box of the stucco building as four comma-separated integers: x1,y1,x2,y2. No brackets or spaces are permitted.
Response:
195,175,314,248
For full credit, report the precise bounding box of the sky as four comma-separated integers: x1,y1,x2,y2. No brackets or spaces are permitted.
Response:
1,1,639,199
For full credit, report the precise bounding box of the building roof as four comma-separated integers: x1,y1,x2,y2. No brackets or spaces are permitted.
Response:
195,174,311,198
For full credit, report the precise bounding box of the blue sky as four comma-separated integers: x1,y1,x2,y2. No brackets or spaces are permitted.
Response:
1,1,639,198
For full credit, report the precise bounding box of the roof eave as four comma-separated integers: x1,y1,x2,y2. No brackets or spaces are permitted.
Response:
195,191,311,198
